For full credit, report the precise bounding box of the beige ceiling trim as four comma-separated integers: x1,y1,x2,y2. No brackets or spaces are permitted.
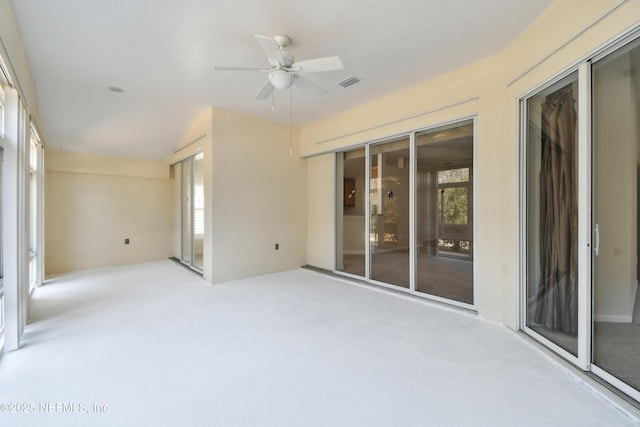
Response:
314,96,479,147
507,0,629,87
173,134,207,154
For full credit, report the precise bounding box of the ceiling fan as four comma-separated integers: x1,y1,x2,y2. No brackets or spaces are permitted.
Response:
214,34,344,100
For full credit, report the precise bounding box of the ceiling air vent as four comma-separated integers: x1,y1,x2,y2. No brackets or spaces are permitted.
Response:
336,75,361,88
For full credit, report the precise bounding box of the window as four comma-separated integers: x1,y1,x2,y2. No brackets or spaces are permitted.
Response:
0,50,36,351
436,167,471,258
0,145,4,337
0,85,4,139
28,125,42,294
0,84,5,343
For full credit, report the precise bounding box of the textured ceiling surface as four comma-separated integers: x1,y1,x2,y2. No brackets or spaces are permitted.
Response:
11,0,553,159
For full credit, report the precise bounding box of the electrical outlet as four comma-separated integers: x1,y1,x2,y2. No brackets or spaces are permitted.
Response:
125,238,130,245
275,243,279,250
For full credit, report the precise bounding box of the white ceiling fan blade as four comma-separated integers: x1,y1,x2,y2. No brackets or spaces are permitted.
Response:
214,66,269,72
293,75,327,97
291,56,344,72
254,34,284,66
256,79,275,100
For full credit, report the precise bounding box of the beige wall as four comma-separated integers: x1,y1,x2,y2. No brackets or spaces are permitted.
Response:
171,108,307,283
307,154,334,270
593,50,638,322
299,0,640,328
45,151,173,276
207,108,307,283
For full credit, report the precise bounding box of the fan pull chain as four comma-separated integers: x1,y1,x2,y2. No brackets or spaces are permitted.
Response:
289,86,293,155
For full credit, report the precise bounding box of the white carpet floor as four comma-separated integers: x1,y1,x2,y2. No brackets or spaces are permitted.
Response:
0,261,636,426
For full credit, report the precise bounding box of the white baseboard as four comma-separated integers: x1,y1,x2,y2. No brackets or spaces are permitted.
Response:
594,279,638,324
594,314,632,323
631,279,638,322
343,247,409,255
343,250,365,255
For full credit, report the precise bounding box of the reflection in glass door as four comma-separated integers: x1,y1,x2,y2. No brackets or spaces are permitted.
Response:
592,39,640,393
192,153,204,270
370,137,410,288
416,121,474,303
336,148,366,277
181,157,192,264
525,72,580,357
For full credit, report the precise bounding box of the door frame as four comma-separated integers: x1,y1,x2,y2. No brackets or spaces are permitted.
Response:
334,116,478,311
174,151,204,272
519,25,640,401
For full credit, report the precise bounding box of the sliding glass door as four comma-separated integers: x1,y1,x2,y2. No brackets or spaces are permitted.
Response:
181,158,192,265
416,121,474,304
192,153,204,270
335,120,475,307
176,152,204,271
0,83,5,351
0,146,4,353
524,72,580,357
591,38,640,393
336,148,366,277
522,33,640,401
370,137,410,288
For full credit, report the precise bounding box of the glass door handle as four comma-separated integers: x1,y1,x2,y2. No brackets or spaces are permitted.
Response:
594,224,600,256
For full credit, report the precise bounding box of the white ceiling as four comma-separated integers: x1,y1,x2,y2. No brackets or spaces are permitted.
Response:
11,0,553,160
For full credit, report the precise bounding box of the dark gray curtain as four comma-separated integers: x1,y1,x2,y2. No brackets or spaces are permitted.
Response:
534,84,578,335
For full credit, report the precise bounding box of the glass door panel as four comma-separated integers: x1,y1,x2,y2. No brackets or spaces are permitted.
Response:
178,152,205,272
525,72,579,356
0,147,4,350
370,137,410,288
181,158,192,264
416,121,474,304
192,153,204,270
336,148,366,277
592,39,640,390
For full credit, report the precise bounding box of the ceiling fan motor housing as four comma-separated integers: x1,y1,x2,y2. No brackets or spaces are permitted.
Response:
281,52,294,67
273,34,291,49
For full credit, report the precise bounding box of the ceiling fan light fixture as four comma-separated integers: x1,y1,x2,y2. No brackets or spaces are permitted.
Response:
269,70,293,90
